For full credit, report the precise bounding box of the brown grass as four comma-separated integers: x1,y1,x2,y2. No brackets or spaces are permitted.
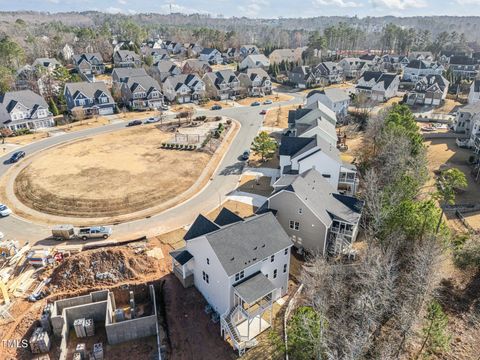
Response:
263,104,299,128
235,92,293,106
14,124,212,218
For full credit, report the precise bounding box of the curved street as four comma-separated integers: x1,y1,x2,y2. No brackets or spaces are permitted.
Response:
0,92,303,246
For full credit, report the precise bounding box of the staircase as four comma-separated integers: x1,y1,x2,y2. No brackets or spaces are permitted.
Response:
224,306,241,344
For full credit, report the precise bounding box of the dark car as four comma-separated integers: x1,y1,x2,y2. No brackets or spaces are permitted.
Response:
242,150,250,161
260,109,267,115
211,104,222,110
127,120,142,127
9,151,25,163
251,101,261,106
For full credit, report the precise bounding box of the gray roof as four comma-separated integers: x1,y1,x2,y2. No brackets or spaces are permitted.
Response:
0,90,50,123
460,101,480,114
307,88,350,103
126,75,161,94
154,60,179,73
473,79,480,93
73,53,103,64
115,50,140,61
233,272,276,304
170,248,193,265
164,74,203,90
112,67,147,81
183,59,211,72
213,208,244,226
204,212,292,276
65,82,114,103
273,169,363,225
204,70,238,88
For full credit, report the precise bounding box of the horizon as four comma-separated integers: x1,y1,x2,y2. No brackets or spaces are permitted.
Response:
1,1,480,19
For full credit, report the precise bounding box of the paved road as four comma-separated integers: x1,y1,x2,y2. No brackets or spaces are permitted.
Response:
0,93,303,246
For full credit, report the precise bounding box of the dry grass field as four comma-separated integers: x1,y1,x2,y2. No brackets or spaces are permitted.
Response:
235,92,293,106
263,104,299,128
14,124,212,218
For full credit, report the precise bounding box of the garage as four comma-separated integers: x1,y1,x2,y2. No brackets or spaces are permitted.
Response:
99,107,114,115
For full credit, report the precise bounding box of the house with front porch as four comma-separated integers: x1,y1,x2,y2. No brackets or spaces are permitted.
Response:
313,61,344,85
170,209,292,356
452,102,480,135
355,71,400,102
121,75,163,110
258,169,363,255
198,48,223,65
150,60,182,82
403,60,444,82
338,58,368,79
0,90,54,131
449,56,479,81
203,70,242,100
238,68,272,97
406,74,449,106
162,74,205,103
64,82,116,116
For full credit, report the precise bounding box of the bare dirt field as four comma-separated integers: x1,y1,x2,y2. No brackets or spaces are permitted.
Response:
13,124,212,218
337,124,364,163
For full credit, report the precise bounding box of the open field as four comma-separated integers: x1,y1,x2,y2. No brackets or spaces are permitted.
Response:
13,124,212,218
198,99,234,110
263,104,298,129
235,92,293,106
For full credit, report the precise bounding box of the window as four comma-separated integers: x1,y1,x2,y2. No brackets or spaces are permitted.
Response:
289,221,299,231
271,255,275,262
235,270,244,282
206,258,209,265
202,271,209,284
298,208,303,214
273,269,277,279
283,264,287,273
284,248,288,256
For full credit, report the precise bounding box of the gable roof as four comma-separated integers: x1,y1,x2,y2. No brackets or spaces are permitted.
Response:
73,53,103,65
273,169,363,225
279,135,316,157
115,50,140,61
0,90,49,122
233,272,276,304
204,70,238,88
170,248,193,265
112,67,148,81
183,59,211,72
307,88,350,103
65,82,113,102
165,74,203,90
359,71,398,91
154,60,179,73
243,54,269,66
126,75,161,94
203,212,291,276
184,214,220,241
213,208,244,226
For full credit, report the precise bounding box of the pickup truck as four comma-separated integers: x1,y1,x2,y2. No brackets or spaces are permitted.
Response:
78,226,113,240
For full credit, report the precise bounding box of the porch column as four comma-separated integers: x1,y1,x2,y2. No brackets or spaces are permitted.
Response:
270,295,273,329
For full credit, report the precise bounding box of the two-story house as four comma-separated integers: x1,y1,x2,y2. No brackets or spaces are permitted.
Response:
185,43,203,57
142,48,170,63
288,66,317,89
239,54,270,71
468,79,480,104
73,53,105,75
32,58,61,73
449,56,479,81
238,68,272,97
258,169,363,255
0,90,54,131
355,71,400,102
223,48,241,62
113,50,142,68
203,70,242,100
313,61,344,85
305,88,351,120
453,102,480,135
150,60,182,82
406,74,449,106
182,59,212,76
64,82,116,116
162,74,205,103
198,48,223,65
121,75,163,110
111,68,148,84
338,58,368,79
403,60,444,82
239,45,260,59
170,209,292,356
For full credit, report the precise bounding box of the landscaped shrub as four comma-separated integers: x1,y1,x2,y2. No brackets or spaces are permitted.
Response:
215,116,221,121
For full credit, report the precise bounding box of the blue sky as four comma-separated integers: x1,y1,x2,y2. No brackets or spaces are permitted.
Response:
0,0,479,18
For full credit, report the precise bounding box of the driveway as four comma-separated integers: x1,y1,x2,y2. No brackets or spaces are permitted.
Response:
0,92,303,246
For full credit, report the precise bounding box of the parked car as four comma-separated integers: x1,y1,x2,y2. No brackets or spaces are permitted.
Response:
8,151,25,163
260,109,267,115
263,99,273,105
251,101,261,106
211,104,222,110
242,150,250,161
0,204,12,217
78,226,112,240
145,117,160,124
127,120,142,127
161,104,169,111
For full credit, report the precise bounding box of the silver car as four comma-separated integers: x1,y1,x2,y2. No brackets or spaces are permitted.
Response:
78,226,112,240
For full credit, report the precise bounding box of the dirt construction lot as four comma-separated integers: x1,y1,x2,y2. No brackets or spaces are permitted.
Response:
13,124,212,218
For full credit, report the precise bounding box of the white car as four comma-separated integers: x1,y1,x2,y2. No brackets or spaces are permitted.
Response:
0,232,4,240
0,204,12,217
145,117,160,124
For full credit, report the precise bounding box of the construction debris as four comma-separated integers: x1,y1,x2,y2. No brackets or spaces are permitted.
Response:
29,327,51,354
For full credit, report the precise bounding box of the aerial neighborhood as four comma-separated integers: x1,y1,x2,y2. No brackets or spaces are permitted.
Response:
0,9,479,360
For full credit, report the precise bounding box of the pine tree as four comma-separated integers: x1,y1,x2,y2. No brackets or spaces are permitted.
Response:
49,98,59,116
416,300,451,359
251,131,277,162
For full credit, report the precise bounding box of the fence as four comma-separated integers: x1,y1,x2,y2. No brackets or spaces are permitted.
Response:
284,283,304,360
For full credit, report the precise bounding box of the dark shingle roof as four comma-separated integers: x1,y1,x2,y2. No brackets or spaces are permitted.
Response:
279,135,316,157
184,214,220,241
214,208,244,226
170,248,194,265
233,272,276,304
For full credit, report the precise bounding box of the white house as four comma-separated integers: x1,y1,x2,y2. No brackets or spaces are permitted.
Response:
403,60,444,82
406,74,449,106
237,68,272,96
162,74,205,103
338,58,368,79
356,71,400,102
239,54,270,70
305,88,351,120
170,209,292,355
258,169,363,255
0,90,55,131
468,79,480,104
198,48,223,64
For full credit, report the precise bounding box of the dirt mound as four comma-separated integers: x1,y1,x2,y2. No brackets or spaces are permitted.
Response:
50,248,158,292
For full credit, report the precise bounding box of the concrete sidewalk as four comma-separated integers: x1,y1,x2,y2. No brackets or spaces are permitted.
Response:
226,191,268,208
